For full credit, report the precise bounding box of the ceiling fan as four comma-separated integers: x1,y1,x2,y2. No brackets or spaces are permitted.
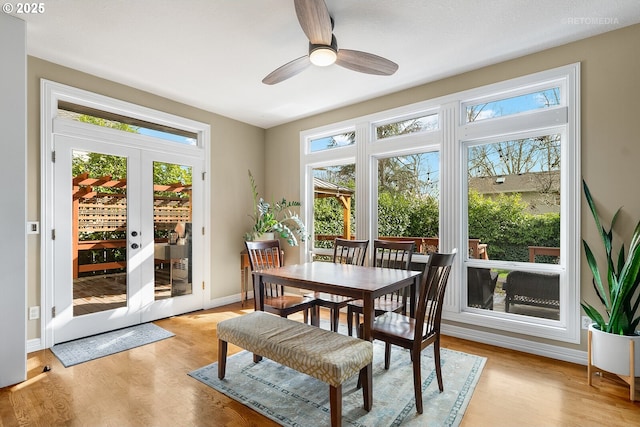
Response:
262,0,399,85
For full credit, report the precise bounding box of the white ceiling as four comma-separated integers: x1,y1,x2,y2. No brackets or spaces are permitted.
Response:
10,0,640,129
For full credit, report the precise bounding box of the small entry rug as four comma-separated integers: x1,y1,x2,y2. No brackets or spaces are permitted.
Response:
51,323,175,367
189,342,485,426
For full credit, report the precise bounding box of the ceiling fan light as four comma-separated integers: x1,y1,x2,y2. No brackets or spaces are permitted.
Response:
310,46,337,66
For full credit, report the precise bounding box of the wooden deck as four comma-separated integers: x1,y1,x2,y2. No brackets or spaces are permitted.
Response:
72,265,180,316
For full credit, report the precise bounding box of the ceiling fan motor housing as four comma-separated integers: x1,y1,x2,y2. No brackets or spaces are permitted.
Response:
309,35,338,66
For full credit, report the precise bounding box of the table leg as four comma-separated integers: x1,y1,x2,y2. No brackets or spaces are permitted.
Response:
240,265,246,307
362,296,373,341
253,273,265,312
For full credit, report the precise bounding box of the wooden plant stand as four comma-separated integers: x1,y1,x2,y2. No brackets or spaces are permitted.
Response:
588,329,638,401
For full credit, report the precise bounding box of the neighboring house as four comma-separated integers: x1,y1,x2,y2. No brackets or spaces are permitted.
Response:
469,170,560,214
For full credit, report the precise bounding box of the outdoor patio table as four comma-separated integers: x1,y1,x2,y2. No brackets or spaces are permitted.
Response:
252,262,422,341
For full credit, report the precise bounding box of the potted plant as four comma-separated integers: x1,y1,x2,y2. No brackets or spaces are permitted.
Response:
582,179,640,400
244,170,308,246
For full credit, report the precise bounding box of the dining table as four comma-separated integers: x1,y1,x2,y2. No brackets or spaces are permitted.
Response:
252,262,422,341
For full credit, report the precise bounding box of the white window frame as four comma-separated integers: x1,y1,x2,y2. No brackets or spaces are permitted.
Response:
300,63,580,344
451,65,580,343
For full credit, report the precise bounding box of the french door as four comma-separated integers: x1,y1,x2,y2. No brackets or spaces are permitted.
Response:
52,133,204,343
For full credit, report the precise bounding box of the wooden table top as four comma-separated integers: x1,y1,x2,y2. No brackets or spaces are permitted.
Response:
254,262,421,297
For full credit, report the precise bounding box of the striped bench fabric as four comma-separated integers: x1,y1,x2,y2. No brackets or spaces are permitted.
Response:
217,311,373,427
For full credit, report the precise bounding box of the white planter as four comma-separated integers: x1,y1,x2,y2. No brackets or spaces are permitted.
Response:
588,324,640,401
589,324,640,377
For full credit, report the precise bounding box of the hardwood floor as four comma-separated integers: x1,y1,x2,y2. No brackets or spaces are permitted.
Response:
2,302,639,426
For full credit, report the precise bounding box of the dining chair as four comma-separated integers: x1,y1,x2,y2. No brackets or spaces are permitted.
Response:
360,249,457,414
346,239,414,336
245,240,317,324
309,238,369,332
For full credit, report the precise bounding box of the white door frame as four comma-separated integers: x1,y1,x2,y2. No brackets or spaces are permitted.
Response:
40,80,211,349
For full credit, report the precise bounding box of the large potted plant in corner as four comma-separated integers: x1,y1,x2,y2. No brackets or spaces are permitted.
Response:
582,180,640,401
244,170,308,246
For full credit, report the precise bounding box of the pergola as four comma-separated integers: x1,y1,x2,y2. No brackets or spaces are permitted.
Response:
313,177,354,240
72,173,191,278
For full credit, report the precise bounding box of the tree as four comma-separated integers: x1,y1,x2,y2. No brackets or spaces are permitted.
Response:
467,135,560,178
467,90,561,179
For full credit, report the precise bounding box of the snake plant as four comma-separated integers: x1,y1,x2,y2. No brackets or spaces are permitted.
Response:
582,180,640,335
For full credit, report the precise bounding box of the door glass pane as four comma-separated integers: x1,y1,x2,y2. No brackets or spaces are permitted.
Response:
313,164,356,261
377,151,440,255
72,150,128,316
153,162,193,299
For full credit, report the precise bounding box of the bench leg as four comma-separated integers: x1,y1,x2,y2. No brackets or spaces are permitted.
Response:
361,363,372,411
218,339,228,379
329,384,342,427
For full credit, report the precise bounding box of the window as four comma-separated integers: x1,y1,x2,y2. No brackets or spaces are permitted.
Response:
309,131,355,153
312,164,356,259
58,101,198,145
467,134,561,264
375,113,439,140
300,64,579,343
463,86,561,122
377,151,440,255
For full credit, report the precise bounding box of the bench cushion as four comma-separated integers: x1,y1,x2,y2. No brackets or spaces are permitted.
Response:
217,311,373,387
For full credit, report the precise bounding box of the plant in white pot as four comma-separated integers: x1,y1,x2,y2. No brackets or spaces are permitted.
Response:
582,180,640,400
243,170,308,246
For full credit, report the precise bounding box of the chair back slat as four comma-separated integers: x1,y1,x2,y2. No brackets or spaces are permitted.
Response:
245,240,284,297
333,238,369,266
374,239,415,304
414,249,457,342
373,239,414,270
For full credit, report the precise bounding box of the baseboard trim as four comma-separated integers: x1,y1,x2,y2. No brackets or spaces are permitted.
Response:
27,338,43,353
29,295,588,367
441,323,588,365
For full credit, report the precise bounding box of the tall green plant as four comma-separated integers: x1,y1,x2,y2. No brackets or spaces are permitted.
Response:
244,170,308,246
581,180,640,335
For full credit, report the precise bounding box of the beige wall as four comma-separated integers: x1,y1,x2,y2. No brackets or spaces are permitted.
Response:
26,57,265,340
265,24,640,352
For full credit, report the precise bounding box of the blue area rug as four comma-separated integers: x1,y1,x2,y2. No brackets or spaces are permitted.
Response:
189,341,485,426
51,323,175,367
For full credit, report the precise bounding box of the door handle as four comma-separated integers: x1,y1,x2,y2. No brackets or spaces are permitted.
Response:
131,231,138,237
131,243,139,249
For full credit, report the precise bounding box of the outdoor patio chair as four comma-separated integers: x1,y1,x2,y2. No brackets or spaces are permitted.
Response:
467,267,498,310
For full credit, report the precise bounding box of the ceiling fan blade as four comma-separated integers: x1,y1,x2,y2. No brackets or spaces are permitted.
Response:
262,56,311,85
294,0,332,45
336,49,399,76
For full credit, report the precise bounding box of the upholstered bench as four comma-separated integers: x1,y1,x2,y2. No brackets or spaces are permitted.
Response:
217,311,373,427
